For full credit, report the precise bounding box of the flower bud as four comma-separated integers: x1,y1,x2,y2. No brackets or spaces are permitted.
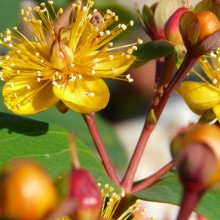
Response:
69,168,102,220
165,7,188,45
171,124,220,219
0,159,58,220
171,124,220,189
56,100,69,113
196,11,220,42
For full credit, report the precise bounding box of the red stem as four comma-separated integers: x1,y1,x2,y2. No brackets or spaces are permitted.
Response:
177,188,204,220
131,161,174,193
121,52,200,191
82,113,120,185
121,122,155,191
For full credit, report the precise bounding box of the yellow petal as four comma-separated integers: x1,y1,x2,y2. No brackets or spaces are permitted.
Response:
178,81,220,114
3,76,58,114
53,76,110,113
92,52,136,77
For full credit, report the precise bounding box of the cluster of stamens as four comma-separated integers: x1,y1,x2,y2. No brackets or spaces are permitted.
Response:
190,48,220,88
99,183,145,219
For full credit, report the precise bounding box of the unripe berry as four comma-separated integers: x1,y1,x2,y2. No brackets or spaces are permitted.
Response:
69,169,102,220
165,7,188,45
0,159,58,220
196,11,220,42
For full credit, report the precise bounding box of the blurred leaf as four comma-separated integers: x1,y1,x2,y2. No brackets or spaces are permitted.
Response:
133,172,220,220
0,1,21,32
132,40,174,67
35,0,69,7
141,4,155,30
0,82,127,172
0,112,116,188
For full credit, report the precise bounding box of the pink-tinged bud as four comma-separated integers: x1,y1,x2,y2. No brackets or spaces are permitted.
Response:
69,169,102,220
171,124,220,189
165,7,188,45
170,124,220,220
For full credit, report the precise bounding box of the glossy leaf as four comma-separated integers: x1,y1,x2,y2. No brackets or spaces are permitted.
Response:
0,112,115,187
132,40,174,67
133,172,220,220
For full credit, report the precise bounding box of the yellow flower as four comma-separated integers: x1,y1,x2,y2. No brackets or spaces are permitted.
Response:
0,0,138,114
178,48,220,120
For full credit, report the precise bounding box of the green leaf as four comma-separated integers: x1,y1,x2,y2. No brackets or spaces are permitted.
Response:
0,112,115,187
133,172,220,220
132,40,174,67
141,5,155,30
0,1,21,32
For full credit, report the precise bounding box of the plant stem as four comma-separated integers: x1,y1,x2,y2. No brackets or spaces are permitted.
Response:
154,52,199,119
82,113,120,185
177,188,204,220
121,121,155,191
121,51,200,191
131,161,174,193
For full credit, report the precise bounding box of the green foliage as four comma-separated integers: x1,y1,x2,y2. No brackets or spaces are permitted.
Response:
0,112,115,187
134,172,220,220
132,40,174,67
0,1,21,32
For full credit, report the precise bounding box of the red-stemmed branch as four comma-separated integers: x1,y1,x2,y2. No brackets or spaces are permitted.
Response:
121,51,200,191
82,113,120,185
131,161,174,193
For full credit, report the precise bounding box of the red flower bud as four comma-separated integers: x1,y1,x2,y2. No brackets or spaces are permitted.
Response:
69,169,102,220
165,7,188,45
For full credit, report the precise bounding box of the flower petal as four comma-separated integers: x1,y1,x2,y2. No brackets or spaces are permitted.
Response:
53,77,109,113
178,81,220,114
3,76,58,114
92,52,136,78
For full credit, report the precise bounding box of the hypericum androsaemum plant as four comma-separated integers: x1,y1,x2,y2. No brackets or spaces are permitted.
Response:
0,0,220,219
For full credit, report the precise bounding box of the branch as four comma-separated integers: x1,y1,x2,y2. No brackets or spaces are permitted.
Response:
82,113,120,185
132,161,174,193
